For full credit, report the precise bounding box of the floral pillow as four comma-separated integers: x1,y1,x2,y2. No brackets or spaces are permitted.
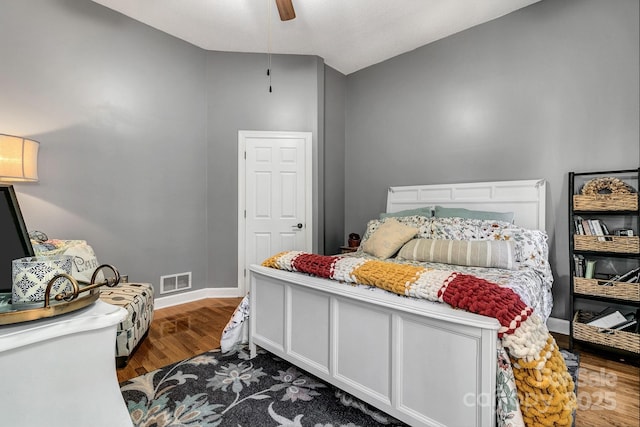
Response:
430,217,514,241
493,226,553,290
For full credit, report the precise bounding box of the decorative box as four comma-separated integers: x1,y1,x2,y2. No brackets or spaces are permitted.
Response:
12,255,73,303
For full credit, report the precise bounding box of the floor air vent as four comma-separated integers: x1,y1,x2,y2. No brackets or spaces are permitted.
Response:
160,272,192,294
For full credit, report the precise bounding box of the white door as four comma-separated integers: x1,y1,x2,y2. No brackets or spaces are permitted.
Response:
238,131,312,293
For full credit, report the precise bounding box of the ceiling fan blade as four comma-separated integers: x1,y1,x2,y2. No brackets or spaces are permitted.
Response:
275,0,296,21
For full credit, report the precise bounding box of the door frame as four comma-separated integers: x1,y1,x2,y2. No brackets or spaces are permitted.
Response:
237,130,313,294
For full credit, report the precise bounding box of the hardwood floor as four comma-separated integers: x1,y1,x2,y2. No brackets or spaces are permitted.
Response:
552,333,640,427
118,299,639,427
116,297,242,383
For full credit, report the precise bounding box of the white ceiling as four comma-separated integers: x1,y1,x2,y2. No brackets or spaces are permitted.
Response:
91,0,541,75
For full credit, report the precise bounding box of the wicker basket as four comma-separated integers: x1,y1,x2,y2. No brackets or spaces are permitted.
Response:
573,311,640,354
573,194,638,211
574,235,640,253
574,277,640,302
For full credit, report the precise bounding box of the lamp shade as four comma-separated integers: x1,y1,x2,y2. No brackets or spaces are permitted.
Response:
0,134,39,182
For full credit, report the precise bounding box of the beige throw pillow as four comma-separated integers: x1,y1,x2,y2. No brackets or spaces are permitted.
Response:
397,238,516,269
361,218,418,259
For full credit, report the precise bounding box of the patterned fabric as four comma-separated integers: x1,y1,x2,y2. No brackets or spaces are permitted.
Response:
31,238,87,254
31,235,154,361
428,217,554,291
100,282,154,358
359,216,554,297
397,238,517,269
344,250,553,322
220,294,250,353
497,341,526,427
121,346,405,426
11,255,73,303
32,238,105,283
263,252,577,427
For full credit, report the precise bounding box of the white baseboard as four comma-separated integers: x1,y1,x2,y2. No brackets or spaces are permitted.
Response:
546,316,570,335
154,287,244,310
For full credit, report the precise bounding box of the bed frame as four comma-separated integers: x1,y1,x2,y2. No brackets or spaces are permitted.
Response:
249,179,547,427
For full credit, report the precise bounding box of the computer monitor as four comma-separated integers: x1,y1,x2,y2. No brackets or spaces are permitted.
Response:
0,185,34,294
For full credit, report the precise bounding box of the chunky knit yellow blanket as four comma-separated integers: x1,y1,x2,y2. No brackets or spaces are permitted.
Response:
263,251,577,426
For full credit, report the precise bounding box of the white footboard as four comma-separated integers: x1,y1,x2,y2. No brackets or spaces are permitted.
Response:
249,265,499,427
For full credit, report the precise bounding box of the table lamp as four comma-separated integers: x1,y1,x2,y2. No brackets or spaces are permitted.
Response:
0,134,39,182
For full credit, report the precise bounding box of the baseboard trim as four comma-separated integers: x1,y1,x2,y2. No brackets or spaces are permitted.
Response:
154,287,243,310
547,316,570,335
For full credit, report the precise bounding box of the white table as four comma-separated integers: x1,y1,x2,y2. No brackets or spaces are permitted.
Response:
0,300,133,427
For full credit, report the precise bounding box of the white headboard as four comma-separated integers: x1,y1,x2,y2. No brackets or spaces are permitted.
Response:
386,179,547,231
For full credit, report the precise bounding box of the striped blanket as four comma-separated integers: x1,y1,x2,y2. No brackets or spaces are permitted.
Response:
263,251,577,427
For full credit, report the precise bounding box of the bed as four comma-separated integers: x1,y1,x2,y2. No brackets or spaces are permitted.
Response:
232,180,576,427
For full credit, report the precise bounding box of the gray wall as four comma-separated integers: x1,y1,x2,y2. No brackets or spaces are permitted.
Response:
205,52,324,287
323,66,347,254
345,0,639,320
0,0,331,294
1,0,209,290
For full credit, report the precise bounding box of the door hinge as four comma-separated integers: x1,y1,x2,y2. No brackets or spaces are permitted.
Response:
244,268,246,277
244,151,246,159
244,210,246,218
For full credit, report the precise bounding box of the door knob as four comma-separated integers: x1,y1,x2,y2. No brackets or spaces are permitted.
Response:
292,223,303,229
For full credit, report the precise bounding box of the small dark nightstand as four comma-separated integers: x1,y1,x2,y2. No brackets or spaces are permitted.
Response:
339,245,359,254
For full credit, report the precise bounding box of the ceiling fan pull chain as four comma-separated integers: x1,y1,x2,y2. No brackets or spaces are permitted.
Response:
267,0,273,92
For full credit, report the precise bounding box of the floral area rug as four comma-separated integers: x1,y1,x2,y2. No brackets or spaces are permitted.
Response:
560,349,580,387
120,346,580,427
120,345,406,427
